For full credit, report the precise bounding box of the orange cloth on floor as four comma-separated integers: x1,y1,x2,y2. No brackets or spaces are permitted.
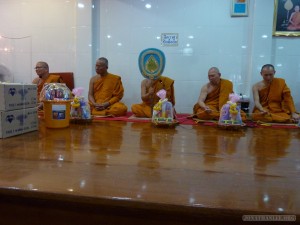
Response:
193,79,233,120
131,76,175,118
91,73,127,117
37,74,63,100
252,78,297,123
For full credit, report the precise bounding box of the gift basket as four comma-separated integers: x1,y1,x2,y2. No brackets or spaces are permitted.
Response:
70,87,92,124
152,89,178,128
40,83,72,128
218,93,245,130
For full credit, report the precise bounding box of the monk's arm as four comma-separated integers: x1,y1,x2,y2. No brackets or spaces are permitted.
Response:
289,12,296,24
218,80,233,108
108,79,124,105
88,77,97,106
141,79,154,102
282,84,296,112
88,77,108,110
165,80,175,105
252,84,267,113
282,84,298,121
197,85,210,111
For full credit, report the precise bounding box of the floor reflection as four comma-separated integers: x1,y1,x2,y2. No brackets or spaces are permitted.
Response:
248,129,291,172
194,126,245,166
87,122,125,166
132,123,177,182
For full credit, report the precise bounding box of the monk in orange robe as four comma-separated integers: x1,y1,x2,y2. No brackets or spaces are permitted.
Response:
287,5,300,31
193,67,234,120
252,64,299,123
131,76,175,118
88,57,127,117
32,61,63,109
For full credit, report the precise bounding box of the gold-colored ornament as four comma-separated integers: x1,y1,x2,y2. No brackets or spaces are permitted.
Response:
146,55,158,73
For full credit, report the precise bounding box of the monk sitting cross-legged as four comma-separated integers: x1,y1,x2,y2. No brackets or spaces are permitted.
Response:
287,5,300,31
88,57,127,117
131,76,175,118
252,64,299,123
193,67,247,121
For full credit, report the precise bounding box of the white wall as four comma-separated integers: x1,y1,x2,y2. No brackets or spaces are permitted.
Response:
0,0,92,96
0,0,300,113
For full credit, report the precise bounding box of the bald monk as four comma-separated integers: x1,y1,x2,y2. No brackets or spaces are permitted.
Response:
252,64,299,123
32,61,63,109
131,76,175,118
88,57,127,117
193,67,245,120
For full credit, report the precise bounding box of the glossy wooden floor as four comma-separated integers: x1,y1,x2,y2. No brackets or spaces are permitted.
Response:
0,120,299,224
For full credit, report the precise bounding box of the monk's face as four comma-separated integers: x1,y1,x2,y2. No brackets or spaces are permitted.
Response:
208,69,221,85
35,62,48,78
95,60,108,75
261,67,275,83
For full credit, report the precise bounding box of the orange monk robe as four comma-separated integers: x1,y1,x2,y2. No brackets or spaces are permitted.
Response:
287,12,300,30
36,74,63,101
252,78,297,123
90,73,127,117
193,79,248,121
131,76,175,118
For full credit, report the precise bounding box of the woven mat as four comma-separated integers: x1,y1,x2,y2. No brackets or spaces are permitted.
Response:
37,110,298,128
92,112,197,125
193,118,299,129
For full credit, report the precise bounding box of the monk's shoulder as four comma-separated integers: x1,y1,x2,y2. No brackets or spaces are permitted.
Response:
90,74,98,80
49,74,61,81
221,78,232,85
141,79,148,86
274,77,285,83
253,81,264,90
107,73,121,80
253,80,260,87
49,74,59,78
32,77,39,84
89,74,100,84
201,83,209,92
160,76,174,83
273,78,288,89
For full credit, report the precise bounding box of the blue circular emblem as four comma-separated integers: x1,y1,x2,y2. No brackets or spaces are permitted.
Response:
138,48,165,80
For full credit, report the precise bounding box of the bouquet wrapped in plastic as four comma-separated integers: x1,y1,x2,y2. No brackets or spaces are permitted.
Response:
152,89,174,124
70,87,91,119
218,93,243,126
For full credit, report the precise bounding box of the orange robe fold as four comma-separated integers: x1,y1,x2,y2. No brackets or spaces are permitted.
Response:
193,79,234,120
91,73,127,116
252,78,297,123
131,76,175,118
37,74,63,101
